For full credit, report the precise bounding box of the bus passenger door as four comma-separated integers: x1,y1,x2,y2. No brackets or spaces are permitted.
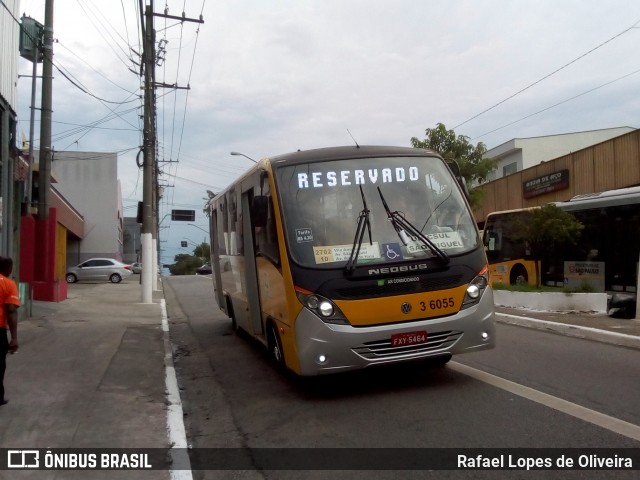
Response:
210,209,225,310
241,189,265,336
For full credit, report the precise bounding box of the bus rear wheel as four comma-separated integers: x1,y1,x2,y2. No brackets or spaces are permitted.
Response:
267,324,285,368
510,265,528,285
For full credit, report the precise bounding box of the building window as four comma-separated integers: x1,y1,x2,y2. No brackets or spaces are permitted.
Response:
503,162,518,177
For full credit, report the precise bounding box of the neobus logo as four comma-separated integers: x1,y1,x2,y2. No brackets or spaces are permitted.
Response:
368,264,428,275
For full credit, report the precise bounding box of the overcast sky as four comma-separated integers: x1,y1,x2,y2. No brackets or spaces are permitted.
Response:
16,0,640,266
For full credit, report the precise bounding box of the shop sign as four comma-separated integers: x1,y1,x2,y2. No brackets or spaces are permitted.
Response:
523,169,569,199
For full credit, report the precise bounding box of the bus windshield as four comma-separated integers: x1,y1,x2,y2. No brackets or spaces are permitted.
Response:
275,155,479,268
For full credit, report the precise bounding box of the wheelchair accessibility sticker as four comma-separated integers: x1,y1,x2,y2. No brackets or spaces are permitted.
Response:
383,243,402,261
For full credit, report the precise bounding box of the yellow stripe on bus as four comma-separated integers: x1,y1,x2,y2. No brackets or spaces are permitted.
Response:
335,284,468,326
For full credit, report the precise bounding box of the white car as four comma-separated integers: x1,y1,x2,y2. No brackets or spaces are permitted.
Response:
66,258,133,284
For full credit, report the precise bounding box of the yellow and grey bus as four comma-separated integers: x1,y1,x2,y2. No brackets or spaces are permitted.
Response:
483,185,640,291
207,146,495,375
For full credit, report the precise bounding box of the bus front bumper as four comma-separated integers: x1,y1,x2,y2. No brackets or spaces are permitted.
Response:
294,289,495,376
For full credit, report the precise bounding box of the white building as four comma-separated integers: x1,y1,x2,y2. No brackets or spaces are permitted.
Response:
46,151,125,266
486,127,636,181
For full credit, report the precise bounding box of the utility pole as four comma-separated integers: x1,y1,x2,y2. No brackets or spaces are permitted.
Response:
32,0,54,286
18,15,44,215
141,1,155,303
140,2,204,303
38,0,53,221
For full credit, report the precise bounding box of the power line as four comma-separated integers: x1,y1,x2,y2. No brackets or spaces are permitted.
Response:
54,120,138,132
50,147,139,159
120,0,133,58
164,171,222,190
472,67,640,140
57,42,138,94
39,5,145,150
0,0,20,24
156,1,206,213
53,62,140,104
174,3,204,168
166,7,205,211
454,18,640,130
75,0,137,72
52,105,140,144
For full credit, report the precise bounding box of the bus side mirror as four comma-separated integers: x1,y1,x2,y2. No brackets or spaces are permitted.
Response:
446,160,470,200
252,196,269,228
458,179,470,200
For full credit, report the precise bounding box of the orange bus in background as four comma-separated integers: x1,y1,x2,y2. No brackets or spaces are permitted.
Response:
483,186,640,295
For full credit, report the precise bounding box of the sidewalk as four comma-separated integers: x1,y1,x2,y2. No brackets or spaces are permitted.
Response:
495,306,640,350
0,280,171,479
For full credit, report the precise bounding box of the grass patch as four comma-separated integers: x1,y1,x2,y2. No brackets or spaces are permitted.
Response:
562,281,596,294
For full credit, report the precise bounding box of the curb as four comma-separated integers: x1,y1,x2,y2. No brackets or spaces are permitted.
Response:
496,312,640,350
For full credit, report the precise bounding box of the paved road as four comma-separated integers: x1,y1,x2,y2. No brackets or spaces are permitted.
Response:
163,276,640,479
7,277,638,478
457,321,640,426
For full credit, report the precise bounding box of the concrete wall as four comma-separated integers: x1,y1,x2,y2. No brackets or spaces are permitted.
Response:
494,290,607,313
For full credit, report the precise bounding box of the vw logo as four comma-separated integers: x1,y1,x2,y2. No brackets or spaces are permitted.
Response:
401,302,412,314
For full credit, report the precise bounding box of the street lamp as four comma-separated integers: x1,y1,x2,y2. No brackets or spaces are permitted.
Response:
159,213,172,225
188,223,209,235
230,151,257,163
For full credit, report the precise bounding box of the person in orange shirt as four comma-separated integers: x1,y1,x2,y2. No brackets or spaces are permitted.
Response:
0,256,20,405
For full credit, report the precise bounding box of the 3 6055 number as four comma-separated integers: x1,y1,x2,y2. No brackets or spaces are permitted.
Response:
420,297,455,311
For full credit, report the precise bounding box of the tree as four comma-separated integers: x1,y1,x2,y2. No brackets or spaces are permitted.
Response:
515,205,584,286
168,242,211,275
168,254,200,275
193,242,211,262
410,123,499,208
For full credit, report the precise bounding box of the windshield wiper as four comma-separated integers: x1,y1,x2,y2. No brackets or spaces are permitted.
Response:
345,186,373,271
377,187,450,264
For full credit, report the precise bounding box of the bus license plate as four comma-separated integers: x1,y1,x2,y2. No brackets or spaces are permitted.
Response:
391,331,427,347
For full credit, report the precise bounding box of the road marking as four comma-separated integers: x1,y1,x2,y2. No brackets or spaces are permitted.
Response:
161,299,193,480
450,361,640,442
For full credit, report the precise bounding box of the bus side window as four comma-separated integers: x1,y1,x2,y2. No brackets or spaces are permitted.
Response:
216,203,227,255
253,194,281,266
231,189,243,256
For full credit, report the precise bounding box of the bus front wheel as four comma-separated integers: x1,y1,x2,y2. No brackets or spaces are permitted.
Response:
268,324,285,368
226,297,238,332
428,354,452,367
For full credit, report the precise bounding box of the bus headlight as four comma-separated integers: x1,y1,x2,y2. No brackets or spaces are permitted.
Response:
306,295,320,309
319,301,334,317
466,284,480,299
461,266,489,310
295,287,349,325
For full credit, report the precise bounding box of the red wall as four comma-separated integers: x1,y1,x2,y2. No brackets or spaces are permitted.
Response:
21,208,67,302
